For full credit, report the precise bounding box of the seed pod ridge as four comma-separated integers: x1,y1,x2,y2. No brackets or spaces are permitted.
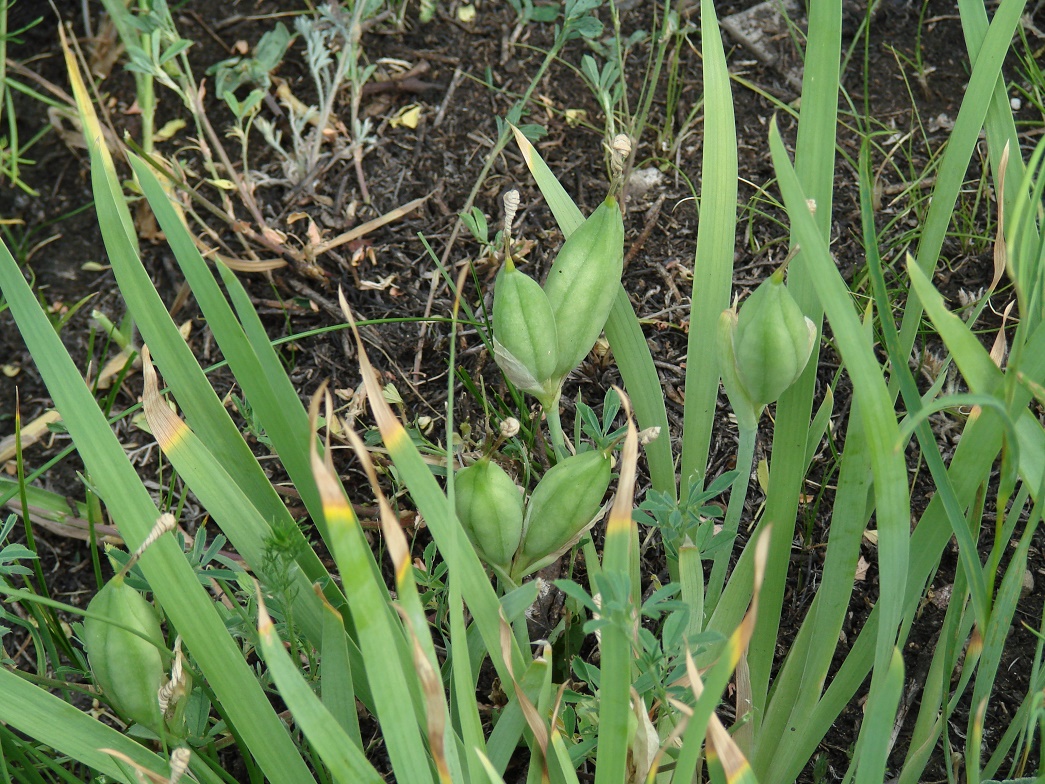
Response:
732,271,816,407
492,257,561,404
455,458,524,569
543,197,625,379
516,449,612,574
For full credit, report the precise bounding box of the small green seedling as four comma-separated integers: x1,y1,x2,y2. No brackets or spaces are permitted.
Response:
208,23,293,119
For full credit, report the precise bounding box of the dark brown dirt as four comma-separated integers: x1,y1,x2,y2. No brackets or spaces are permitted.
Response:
1,0,1044,781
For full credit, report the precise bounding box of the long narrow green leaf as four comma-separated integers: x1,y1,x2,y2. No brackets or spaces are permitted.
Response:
309,411,433,783
71,54,326,621
854,648,905,784
347,422,465,783
744,0,839,729
673,530,769,783
139,349,328,637
770,315,1045,779
0,241,315,784
594,409,641,784
0,667,223,784
256,598,385,784
898,0,1027,355
485,650,552,775
72,1,345,660
127,154,348,616
755,396,871,778
967,483,1044,743
318,596,362,747
449,574,488,783
898,554,981,784
957,0,1037,266
678,0,737,497
346,308,528,689
770,114,910,760
547,731,583,784
8,36,320,784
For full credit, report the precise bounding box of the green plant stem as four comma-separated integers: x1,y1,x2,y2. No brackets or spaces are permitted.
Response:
0,0,11,186
705,424,757,613
135,0,155,158
544,396,568,462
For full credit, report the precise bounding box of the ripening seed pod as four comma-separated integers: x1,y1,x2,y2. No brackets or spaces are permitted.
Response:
717,307,759,432
492,254,562,405
543,197,625,379
516,449,612,575
726,269,816,411
83,574,166,732
455,457,525,570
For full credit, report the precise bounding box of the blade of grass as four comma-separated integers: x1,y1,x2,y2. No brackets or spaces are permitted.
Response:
64,23,343,659
957,0,1035,255
449,573,488,782
854,648,905,784
62,32,284,541
340,292,528,690
127,154,350,613
307,393,434,783
316,591,362,747
139,347,329,640
967,494,1042,777
754,394,871,777
594,395,640,784
342,417,465,783
485,652,553,776
768,315,1045,781
672,529,770,783
0,32,323,784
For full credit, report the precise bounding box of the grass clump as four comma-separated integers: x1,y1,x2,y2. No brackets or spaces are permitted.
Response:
0,2,1043,783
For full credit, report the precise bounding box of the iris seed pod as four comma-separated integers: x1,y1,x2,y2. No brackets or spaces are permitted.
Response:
543,197,625,379
729,270,816,410
492,255,561,405
83,574,166,732
455,458,524,570
516,449,612,574
717,308,759,432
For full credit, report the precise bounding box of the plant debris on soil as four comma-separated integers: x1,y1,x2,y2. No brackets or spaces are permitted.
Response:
2,1,1044,780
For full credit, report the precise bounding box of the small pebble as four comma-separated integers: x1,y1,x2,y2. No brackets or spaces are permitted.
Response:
1011,97,1022,111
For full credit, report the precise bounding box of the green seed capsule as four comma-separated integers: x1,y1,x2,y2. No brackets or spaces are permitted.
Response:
728,270,816,410
717,308,759,432
455,458,524,569
83,575,166,732
492,255,561,405
543,197,625,379
516,450,612,574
